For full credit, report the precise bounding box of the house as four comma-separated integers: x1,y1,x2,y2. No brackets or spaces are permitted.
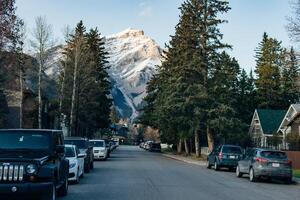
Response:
249,109,286,148
277,104,300,150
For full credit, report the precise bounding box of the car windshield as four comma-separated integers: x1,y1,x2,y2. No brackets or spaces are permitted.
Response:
65,146,75,157
222,146,242,154
261,151,287,159
90,141,104,147
65,140,87,149
0,131,50,150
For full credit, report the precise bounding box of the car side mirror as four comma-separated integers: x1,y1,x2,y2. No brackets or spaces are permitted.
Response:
56,145,65,155
78,153,86,158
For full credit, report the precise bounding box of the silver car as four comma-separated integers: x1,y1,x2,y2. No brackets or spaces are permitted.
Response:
236,148,293,183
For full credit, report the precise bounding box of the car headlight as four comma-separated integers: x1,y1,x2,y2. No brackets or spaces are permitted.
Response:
26,164,38,174
69,162,76,169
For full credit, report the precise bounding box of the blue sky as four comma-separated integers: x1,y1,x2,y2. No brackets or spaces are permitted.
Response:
16,0,294,72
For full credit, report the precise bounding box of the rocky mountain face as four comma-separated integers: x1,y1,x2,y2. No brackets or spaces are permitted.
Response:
46,28,163,120
105,28,162,120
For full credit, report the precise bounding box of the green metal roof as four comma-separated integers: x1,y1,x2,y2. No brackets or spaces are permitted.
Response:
256,109,286,135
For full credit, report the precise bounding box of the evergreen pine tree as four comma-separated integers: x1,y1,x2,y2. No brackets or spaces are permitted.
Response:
255,32,282,109
280,47,300,106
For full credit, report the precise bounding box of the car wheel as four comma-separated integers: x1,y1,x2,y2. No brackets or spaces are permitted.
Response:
75,169,80,184
249,168,256,182
58,178,68,197
236,166,243,178
90,161,94,170
284,177,292,184
214,161,219,171
85,163,90,173
80,173,84,178
207,160,211,169
43,183,56,200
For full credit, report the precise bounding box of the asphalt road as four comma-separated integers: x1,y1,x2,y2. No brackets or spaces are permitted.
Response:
61,145,300,200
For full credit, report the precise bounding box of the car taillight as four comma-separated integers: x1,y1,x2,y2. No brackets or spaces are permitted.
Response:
218,153,223,159
287,160,292,166
255,157,268,163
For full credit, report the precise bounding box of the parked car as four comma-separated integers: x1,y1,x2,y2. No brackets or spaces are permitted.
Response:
64,137,94,173
149,143,161,152
139,142,145,148
144,141,153,150
104,139,112,158
236,148,293,183
0,129,69,200
90,139,109,160
207,145,243,171
65,145,85,184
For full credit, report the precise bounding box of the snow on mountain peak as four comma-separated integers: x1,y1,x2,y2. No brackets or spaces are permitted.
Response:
45,28,163,121
107,28,145,39
106,28,162,120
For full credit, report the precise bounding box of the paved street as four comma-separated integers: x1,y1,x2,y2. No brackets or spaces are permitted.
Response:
62,146,300,200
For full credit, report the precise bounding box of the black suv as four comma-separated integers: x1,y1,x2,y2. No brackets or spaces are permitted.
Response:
207,144,243,171
0,129,69,200
64,137,94,173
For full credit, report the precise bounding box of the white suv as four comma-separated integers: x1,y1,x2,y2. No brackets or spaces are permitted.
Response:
90,140,108,160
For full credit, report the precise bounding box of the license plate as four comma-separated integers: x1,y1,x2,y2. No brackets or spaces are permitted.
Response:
272,163,280,167
229,156,235,159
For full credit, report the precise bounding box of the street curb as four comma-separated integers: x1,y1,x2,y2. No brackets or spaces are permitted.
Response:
162,153,207,166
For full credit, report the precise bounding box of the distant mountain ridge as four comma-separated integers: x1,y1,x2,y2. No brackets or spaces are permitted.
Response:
45,28,163,120
105,28,162,120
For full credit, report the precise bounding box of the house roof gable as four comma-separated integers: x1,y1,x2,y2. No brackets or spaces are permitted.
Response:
256,109,286,135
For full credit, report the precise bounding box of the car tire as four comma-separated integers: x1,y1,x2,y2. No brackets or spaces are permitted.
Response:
85,163,90,173
43,183,56,200
214,161,219,171
75,170,80,184
249,168,256,182
58,178,68,197
90,161,94,170
236,166,243,178
284,177,292,184
207,160,211,169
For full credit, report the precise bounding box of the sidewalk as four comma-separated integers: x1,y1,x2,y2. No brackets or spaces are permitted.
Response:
163,153,300,184
162,153,207,166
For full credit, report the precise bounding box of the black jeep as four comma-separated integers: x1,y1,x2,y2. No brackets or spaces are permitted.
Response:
0,129,69,200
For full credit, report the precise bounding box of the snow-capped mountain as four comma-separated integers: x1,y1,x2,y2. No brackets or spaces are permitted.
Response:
45,28,163,120
105,28,162,120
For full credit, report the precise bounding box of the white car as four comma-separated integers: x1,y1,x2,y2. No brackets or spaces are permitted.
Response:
90,139,108,160
65,144,85,183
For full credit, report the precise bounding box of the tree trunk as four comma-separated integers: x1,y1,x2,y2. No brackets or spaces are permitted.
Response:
38,61,42,129
207,126,214,152
19,68,23,128
70,47,79,136
184,138,190,156
177,139,182,154
58,61,67,129
195,128,200,157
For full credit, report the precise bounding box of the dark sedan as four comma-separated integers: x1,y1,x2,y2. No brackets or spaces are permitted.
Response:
149,143,161,152
236,148,293,183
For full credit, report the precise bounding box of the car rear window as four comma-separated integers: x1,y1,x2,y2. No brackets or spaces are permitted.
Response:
260,151,287,159
65,140,87,149
222,146,242,154
90,141,104,147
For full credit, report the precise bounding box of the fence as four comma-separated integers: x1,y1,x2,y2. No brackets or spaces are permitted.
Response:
284,151,300,169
